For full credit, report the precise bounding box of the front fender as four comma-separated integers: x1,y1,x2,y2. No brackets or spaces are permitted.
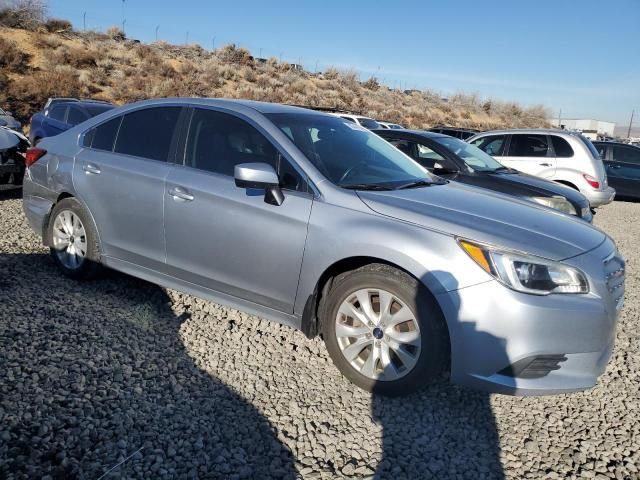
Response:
294,201,493,316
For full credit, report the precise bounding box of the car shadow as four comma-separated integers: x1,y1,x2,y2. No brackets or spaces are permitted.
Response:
0,253,297,479
370,271,506,479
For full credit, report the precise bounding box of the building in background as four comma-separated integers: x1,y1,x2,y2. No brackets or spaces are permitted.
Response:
548,118,616,140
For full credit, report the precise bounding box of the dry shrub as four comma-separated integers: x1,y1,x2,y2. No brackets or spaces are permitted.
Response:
0,37,30,72
242,68,257,83
362,76,379,91
5,68,83,121
44,18,71,32
32,31,61,49
106,26,125,41
49,45,98,68
217,44,252,65
0,0,46,30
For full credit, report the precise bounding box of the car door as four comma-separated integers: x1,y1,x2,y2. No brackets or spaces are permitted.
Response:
502,134,556,178
164,107,313,314
44,105,70,137
609,144,640,197
470,134,507,158
74,106,183,271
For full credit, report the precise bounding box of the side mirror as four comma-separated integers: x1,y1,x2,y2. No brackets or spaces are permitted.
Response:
234,162,284,206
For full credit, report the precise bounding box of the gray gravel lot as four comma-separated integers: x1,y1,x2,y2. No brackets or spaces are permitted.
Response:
0,186,638,479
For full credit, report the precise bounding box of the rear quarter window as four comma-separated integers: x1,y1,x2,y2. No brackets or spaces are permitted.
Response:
550,136,574,157
83,117,122,151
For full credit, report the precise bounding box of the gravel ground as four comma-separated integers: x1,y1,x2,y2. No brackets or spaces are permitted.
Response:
0,186,638,479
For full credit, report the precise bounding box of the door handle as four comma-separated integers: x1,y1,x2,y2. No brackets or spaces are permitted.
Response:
539,162,552,167
168,186,194,202
610,165,622,169
83,163,101,175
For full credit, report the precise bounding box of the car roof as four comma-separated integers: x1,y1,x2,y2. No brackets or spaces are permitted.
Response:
472,128,583,137
592,141,638,147
123,98,324,115
373,128,449,139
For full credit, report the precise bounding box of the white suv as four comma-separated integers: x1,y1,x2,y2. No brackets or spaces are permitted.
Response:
468,129,615,207
328,112,381,130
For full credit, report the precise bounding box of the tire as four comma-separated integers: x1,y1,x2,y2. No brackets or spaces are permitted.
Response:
322,264,449,396
47,197,102,280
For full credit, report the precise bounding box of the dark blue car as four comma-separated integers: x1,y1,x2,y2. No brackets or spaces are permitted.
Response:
29,98,114,144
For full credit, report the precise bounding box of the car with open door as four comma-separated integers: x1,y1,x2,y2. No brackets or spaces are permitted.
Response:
22,99,624,396
375,129,592,221
593,141,640,200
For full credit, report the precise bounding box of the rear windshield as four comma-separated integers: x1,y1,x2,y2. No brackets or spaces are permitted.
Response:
84,104,114,118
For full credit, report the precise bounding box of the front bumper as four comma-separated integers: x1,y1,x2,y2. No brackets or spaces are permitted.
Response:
437,238,622,396
586,186,615,207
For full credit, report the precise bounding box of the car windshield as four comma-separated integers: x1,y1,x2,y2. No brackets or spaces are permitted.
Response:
84,104,114,117
266,113,434,188
357,117,381,130
433,136,505,172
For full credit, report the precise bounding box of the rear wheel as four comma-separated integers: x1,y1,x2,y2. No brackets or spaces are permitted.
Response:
322,264,448,396
48,198,101,280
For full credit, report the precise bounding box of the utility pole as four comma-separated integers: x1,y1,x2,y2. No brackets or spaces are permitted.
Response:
212,37,216,50
558,108,562,128
121,0,125,34
155,25,159,41
628,110,635,139
83,11,86,31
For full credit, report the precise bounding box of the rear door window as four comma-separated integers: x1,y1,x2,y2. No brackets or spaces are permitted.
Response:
471,135,506,156
550,136,574,157
508,134,550,157
114,107,181,162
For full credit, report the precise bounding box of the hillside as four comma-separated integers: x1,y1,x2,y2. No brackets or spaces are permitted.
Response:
0,23,550,130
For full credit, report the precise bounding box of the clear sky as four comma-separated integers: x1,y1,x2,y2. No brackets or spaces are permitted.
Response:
49,0,639,127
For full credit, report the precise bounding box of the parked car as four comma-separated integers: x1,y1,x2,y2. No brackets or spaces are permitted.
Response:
0,126,29,185
29,98,114,144
593,141,640,199
23,99,624,396
468,129,616,207
429,126,480,140
329,112,381,130
0,107,21,130
378,121,404,130
375,129,593,221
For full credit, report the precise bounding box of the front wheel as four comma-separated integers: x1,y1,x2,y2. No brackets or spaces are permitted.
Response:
322,264,449,396
48,197,101,280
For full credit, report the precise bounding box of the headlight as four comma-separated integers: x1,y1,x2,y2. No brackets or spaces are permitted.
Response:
530,196,577,215
459,239,589,295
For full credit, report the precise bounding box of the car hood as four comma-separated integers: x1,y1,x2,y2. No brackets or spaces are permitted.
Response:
0,115,20,129
486,171,589,207
357,182,605,261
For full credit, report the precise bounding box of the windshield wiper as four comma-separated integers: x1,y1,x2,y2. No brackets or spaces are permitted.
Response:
395,179,437,190
491,166,514,173
341,183,395,191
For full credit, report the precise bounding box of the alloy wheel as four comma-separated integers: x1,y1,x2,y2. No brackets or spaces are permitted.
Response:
335,288,421,381
52,210,87,270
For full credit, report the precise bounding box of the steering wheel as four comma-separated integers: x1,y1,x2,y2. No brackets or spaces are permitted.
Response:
339,161,370,183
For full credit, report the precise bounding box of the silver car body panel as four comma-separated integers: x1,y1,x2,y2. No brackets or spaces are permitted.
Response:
22,99,624,395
